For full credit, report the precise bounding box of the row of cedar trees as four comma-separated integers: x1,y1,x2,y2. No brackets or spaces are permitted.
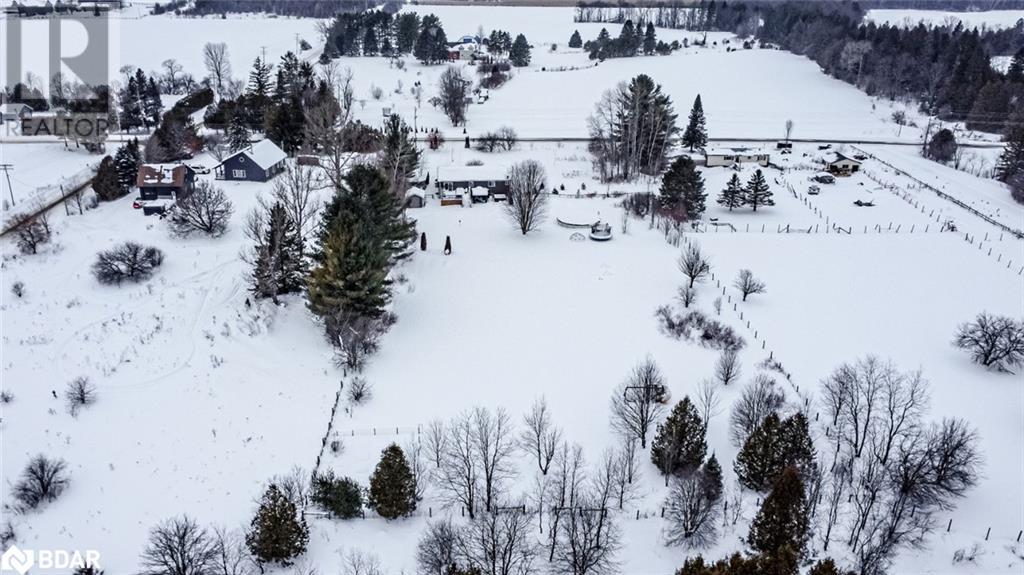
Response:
320,11,533,67
246,444,418,567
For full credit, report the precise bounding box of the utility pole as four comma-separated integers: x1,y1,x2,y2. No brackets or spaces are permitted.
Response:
0,164,14,205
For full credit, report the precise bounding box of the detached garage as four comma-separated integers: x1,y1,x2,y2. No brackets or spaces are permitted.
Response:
216,139,287,182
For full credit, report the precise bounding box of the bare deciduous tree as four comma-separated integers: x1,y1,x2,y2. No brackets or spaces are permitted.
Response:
170,181,234,237
12,455,69,510
341,549,385,575
695,379,721,433
954,313,1024,372
65,375,97,416
438,66,470,126
521,397,563,476
663,471,720,549
203,42,231,94
473,406,517,514
728,374,784,447
273,163,322,242
733,269,766,302
715,350,741,386
438,411,480,518
211,527,255,575
405,437,430,503
678,243,711,288
12,212,51,255
140,515,218,575
504,160,549,235
677,286,697,308
550,502,621,575
424,419,447,469
456,508,537,575
416,518,459,575
609,357,667,449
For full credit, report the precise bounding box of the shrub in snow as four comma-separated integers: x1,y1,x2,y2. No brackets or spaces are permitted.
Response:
140,515,218,575
12,454,69,510
329,313,393,373
656,307,745,352
0,390,13,404
347,377,373,405
0,520,15,547
310,470,362,520
92,242,164,285
954,312,1024,372
65,376,97,416
416,518,459,575
10,281,25,298
13,213,51,255
169,181,233,238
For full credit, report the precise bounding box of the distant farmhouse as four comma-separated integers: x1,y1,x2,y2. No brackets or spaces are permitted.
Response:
447,35,481,61
215,140,287,182
4,0,120,16
436,165,509,206
0,103,32,122
823,152,862,176
704,147,771,168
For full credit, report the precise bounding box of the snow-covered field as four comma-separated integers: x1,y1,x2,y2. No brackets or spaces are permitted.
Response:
866,9,1024,30
3,139,1022,574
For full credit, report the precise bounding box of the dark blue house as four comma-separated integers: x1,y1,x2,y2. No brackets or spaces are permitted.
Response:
215,139,287,182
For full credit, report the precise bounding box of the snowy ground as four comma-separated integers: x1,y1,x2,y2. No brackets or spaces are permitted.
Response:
2,139,1022,574
865,9,1024,30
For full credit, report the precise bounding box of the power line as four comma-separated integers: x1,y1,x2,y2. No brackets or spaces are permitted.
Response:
0,164,14,206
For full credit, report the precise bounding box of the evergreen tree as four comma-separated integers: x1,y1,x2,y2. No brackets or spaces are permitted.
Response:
368,444,417,519
113,138,142,195
246,484,309,567
717,173,744,211
395,13,420,54
651,397,707,481
660,156,706,220
996,127,1024,183
414,17,448,64
618,20,637,56
1007,48,1024,83
311,470,363,519
569,30,583,49
733,413,816,492
363,27,379,56
119,76,144,131
643,23,657,55
744,169,774,211
681,94,708,151
700,454,723,502
509,34,531,67
926,128,958,163
251,202,305,303
267,96,305,154
246,57,273,128
92,155,120,201
747,467,808,560
143,78,163,127
227,112,251,151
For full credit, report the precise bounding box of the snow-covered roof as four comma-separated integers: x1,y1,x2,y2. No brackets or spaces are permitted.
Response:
823,152,861,165
136,164,193,188
704,147,768,157
222,139,287,170
0,103,31,114
437,165,508,182
406,186,426,198
470,186,490,197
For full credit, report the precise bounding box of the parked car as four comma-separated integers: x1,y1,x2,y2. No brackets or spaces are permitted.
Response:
132,197,144,209
189,164,211,175
812,172,835,184
817,144,832,150
808,185,821,195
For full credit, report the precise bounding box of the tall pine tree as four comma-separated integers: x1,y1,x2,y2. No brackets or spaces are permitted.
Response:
246,484,309,567
733,413,816,492
747,466,809,560
113,138,142,195
379,113,421,200
744,169,774,211
996,127,1024,183
250,202,305,303
368,444,417,519
92,156,120,201
660,156,706,220
509,34,531,67
643,23,657,55
717,173,744,211
651,397,707,482
681,94,708,151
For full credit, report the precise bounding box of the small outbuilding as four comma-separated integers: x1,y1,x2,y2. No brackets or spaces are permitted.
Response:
823,152,862,176
215,139,287,182
0,103,32,122
405,186,426,208
704,147,770,168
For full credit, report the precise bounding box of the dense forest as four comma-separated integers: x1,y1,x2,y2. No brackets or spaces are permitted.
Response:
576,1,1024,135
